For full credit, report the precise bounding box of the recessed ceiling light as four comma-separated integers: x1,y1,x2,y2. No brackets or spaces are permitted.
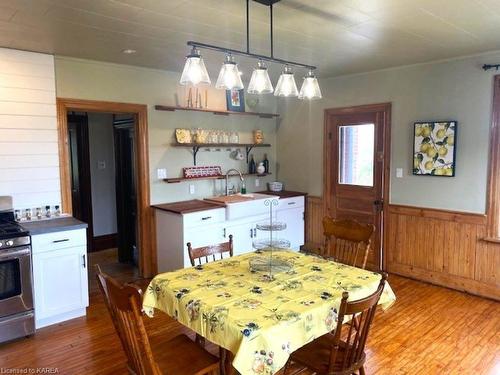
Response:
122,49,136,54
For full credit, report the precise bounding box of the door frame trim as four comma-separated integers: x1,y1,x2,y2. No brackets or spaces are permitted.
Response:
323,103,391,270
56,98,155,277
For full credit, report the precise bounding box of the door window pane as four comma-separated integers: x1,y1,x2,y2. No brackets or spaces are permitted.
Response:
338,124,374,186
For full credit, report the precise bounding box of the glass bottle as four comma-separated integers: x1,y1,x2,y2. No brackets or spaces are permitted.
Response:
263,153,269,173
249,155,256,174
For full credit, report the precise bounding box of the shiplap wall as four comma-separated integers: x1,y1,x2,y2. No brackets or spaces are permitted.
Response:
0,48,60,209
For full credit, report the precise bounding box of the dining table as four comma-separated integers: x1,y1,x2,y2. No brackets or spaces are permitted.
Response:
142,250,396,375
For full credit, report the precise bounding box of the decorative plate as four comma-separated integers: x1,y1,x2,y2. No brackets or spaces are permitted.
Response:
183,166,222,179
175,128,192,143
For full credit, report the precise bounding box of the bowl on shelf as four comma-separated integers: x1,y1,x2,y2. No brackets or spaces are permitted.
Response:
268,181,283,192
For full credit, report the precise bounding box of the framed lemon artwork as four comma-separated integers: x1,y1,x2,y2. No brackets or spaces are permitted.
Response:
413,121,457,177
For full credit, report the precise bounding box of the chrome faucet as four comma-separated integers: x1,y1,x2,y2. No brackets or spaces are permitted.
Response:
225,168,244,196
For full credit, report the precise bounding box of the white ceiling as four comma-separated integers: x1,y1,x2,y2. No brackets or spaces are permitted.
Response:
2,0,500,78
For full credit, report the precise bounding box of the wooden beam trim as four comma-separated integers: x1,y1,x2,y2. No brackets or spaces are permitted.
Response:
56,98,155,277
486,75,500,238
388,204,487,225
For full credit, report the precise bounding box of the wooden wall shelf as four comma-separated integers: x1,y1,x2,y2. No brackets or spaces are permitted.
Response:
164,172,271,183
172,142,271,165
155,105,279,119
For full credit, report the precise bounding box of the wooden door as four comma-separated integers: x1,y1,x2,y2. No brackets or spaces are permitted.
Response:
114,117,137,264
67,114,93,251
325,104,391,270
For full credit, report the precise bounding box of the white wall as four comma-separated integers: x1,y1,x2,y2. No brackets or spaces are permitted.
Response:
277,51,500,214
88,113,117,236
55,57,278,204
0,48,60,210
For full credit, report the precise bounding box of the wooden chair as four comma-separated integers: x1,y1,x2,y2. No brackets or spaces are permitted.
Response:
283,273,388,375
187,235,233,267
96,267,220,375
321,217,375,269
187,235,234,348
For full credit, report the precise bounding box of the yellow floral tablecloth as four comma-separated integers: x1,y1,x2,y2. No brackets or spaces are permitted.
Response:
143,250,396,375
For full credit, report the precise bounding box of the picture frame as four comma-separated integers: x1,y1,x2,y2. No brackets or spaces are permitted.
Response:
412,121,457,177
226,89,245,112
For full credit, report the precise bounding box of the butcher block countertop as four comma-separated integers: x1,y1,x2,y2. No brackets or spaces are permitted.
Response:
152,200,222,214
256,190,307,198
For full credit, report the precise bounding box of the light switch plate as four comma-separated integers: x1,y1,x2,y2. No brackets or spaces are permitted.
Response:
157,168,167,179
97,161,106,170
396,168,403,178
255,178,260,187
189,184,195,194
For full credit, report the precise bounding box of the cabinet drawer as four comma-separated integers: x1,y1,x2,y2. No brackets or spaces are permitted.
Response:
32,229,87,253
183,208,226,228
278,196,305,209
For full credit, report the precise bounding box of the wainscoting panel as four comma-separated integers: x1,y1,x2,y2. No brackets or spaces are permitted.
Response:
387,205,499,300
305,196,325,249
304,199,499,300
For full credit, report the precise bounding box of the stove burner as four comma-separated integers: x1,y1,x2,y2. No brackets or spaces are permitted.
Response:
0,211,29,240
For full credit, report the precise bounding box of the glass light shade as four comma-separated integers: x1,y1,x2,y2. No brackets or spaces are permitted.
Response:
215,55,244,90
247,60,273,94
274,66,298,97
179,48,211,86
299,70,322,100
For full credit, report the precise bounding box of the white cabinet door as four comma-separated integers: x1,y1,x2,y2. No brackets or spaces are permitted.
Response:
224,222,254,256
33,246,89,321
277,207,305,250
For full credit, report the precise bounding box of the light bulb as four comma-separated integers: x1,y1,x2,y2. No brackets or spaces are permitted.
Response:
179,47,211,86
299,70,322,100
215,54,244,90
248,60,273,94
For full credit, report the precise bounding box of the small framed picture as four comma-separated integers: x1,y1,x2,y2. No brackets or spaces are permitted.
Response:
413,121,457,177
226,89,245,112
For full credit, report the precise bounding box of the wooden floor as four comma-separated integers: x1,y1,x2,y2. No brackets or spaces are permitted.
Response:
0,274,498,374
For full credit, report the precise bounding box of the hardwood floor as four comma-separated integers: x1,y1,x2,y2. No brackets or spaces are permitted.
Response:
0,275,498,374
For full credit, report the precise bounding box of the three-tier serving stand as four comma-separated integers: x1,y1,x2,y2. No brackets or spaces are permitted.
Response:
249,198,293,278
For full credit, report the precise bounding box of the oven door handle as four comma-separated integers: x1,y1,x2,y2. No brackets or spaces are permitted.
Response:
0,247,31,260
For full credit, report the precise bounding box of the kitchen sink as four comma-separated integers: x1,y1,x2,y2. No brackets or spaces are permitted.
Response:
204,193,279,220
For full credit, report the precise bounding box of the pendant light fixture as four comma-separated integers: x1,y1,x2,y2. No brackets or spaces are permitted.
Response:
215,54,244,90
179,1,321,100
248,60,273,94
298,70,322,100
274,65,298,97
179,47,211,86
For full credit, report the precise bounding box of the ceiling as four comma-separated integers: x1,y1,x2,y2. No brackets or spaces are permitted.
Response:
2,0,500,78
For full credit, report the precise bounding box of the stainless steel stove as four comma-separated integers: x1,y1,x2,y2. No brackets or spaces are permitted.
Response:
0,199,34,343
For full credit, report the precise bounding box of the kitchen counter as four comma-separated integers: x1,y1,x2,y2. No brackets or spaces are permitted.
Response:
152,200,222,214
256,190,307,198
21,216,88,235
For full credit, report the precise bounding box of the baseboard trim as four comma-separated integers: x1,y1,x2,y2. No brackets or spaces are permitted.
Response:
92,233,118,252
388,262,500,301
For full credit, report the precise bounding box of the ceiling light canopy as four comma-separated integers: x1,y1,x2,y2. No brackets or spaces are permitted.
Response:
215,54,244,90
179,0,321,100
248,60,273,94
299,70,322,100
179,47,211,86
